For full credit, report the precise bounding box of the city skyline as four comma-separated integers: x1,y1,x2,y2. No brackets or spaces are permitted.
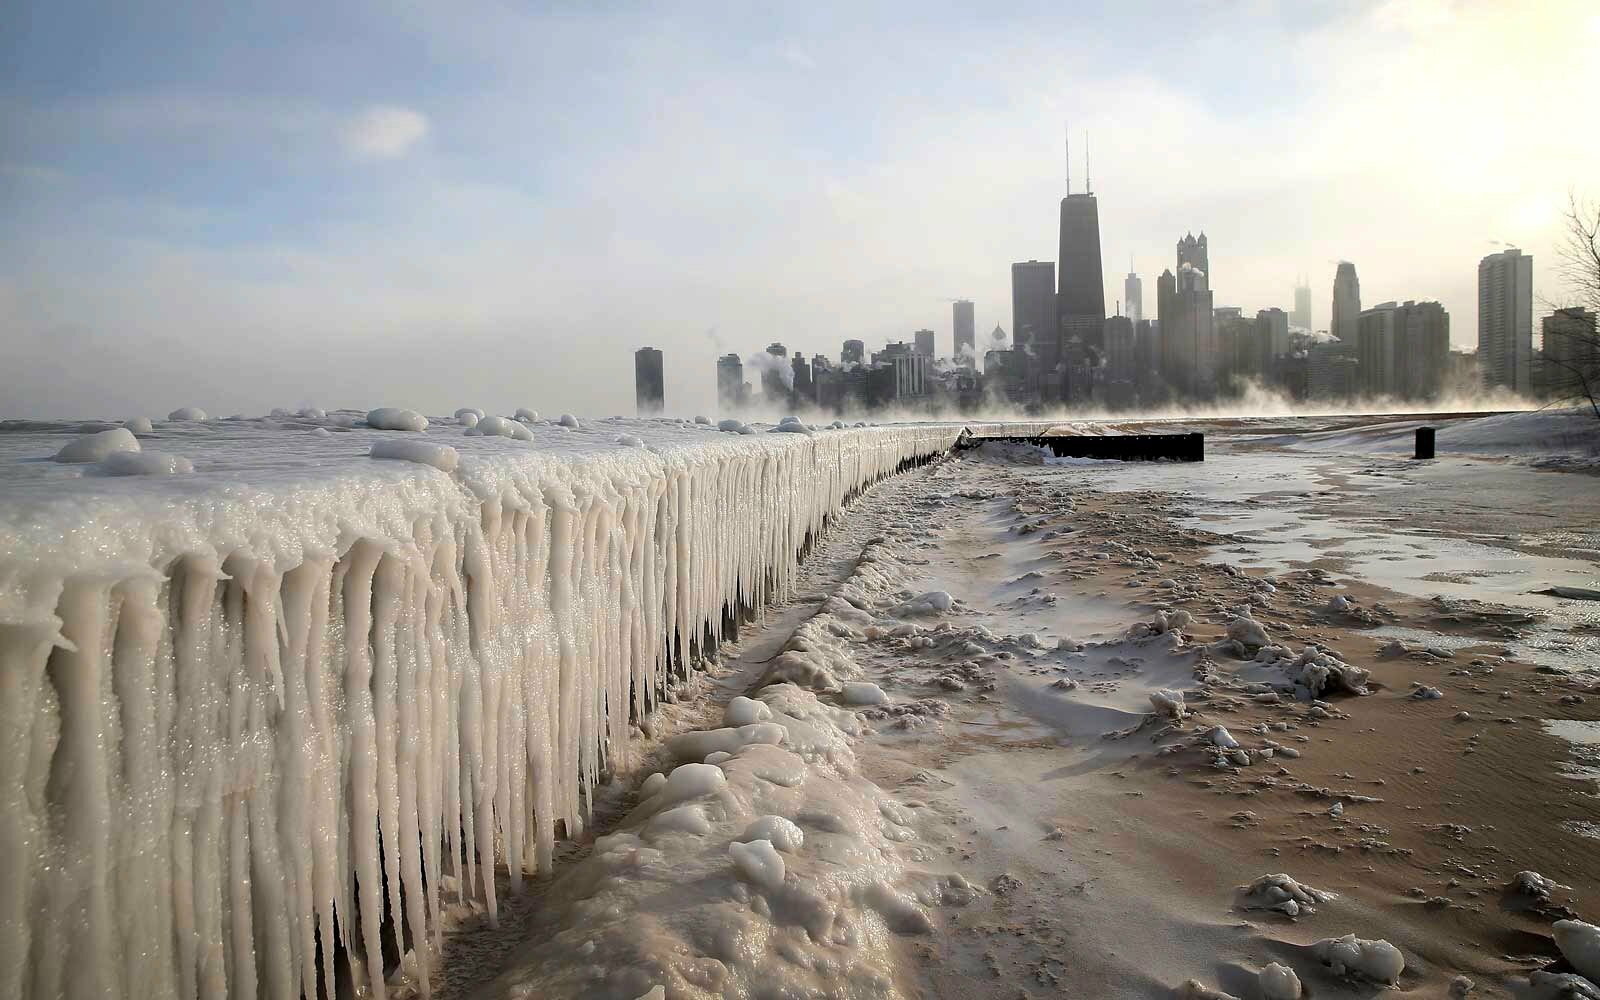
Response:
3,1,1596,417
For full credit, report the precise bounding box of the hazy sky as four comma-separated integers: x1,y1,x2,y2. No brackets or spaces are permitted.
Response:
3,0,1596,419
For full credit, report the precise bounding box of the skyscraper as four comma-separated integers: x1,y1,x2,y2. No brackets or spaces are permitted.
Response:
1124,272,1143,325
1292,280,1312,331
953,300,976,364
914,329,935,358
716,353,744,409
1177,233,1209,285
1478,248,1534,394
1057,192,1107,353
841,339,865,366
1010,261,1055,353
634,347,664,415
1331,261,1360,343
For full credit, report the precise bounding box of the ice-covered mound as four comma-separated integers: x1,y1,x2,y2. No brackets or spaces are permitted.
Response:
466,414,534,440
53,426,140,463
894,590,955,617
124,416,154,434
167,406,207,421
1235,873,1336,918
515,407,539,422
557,413,580,428
92,451,194,476
1177,981,1240,1000
1259,963,1302,999
1311,933,1404,984
1528,970,1600,998
478,685,931,1000
369,439,459,472
1252,644,1370,698
365,406,428,431
1555,920,1600,982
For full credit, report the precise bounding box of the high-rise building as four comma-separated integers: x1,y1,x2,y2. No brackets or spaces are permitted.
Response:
716,353,744,409
842,339,865,366
766,343,787,358
1157,264,1217,399
1331,261,1360,343
1538,307,1598,403
1057,192,1107,356
1308,338,1360,399
1177,233,1209,287
1358,300,1449,399
1292,280,1312,331
1257,307,1291,359
953,300,976,364
1356,303,1400,397
634,347,664,415
914,329,935,357
1478,249,1534,394
1010,261,1055,353
1125,272,1143,325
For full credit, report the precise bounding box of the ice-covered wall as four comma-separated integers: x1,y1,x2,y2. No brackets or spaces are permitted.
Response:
0,415,1048,999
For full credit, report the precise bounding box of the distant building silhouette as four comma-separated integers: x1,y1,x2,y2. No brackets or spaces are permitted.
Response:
1158,260,1217,398
1177,233,1209,286
914,329,935,358
1478,249,1533,394
952,300,976,365
1358,300,1449,399
1308,338,1360,400
1331,261,1360,343
1292,280,1312,331
1257,308,1291,359
1537,307,1598,403
1010,260,1055,355
1125,272,1143,325
716,353,744,409
841,339,865,366
634,347,664,415
791,355,814,407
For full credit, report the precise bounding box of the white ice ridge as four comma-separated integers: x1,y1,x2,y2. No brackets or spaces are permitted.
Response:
0,415,1052,999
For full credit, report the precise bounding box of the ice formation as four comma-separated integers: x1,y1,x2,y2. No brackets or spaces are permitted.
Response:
369,439,460,472
1555,921,1600,982
93,450,195,476
1235,873,1336,918
365,406,429,431
53,426,140,463
125,416,155,434
0,416,1039,998
1311,933,1405,984
1258,962,1302,999
167,406,208,421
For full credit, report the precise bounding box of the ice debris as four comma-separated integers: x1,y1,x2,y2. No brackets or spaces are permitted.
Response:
53,427,139,463
124,416,154,434
557,413,580,428
728,838,786,890
93,451,194,476
1555,920,1600,983
365,406,428,432
1226,614,1269,649
1237,874,1337,918
1528,971,1600,999
1176,981,1240,1000
167,406,207,421
739,816,804,853
1511,870,1571,902
1311,934,1404,985
515,407,539,422
1149,688,1187,719
466,415,534,440
369,439,459,472
1259,962,1302,999
896,591,955,617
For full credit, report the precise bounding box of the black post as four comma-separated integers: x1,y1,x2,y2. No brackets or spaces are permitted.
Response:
1415,426,1435,460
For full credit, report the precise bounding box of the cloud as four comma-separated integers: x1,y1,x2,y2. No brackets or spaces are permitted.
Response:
343,106,429,160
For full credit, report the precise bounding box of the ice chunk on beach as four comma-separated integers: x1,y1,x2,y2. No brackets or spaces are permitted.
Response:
740,816,804,853
1555,921,1600,982
1236,873,1336,918
615,434,645,447
166,406,207,421
1311,934,1404,984
840,681,887,706
93,451,193,476
54,427,139,463
369,440,459,472
728,838,786,890
897,591,954,616
466,415,533,440
1210,726,1240,749
1149,689,1186,719
1259,962,1302,999
557,413,580,428
514,407,539,422
667,723,787,763
365,407,428,432
1528,971,1600,999
1177,981,1240,1000
124,416,154,434
1226,615,1269,649
655,762,728,808
725,696,773,727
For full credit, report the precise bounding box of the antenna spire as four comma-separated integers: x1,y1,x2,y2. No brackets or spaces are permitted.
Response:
1064,121,1071,195
1085,130,1091,194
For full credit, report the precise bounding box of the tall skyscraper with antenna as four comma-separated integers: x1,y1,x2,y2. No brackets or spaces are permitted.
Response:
1055,128,1107,401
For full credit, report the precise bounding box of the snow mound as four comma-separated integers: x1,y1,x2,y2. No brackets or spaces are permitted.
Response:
615,434,645,447
166,406,207,421
369,439,459,472
466,415,534,440
1311,933,1404,984
515,407,539,422
365,406,428,432
54,427,140,463
1555,920,1600,982
1259,962,1302,999
92,451,194,477
124,416,154,434
840,681,888,706
557,413,580,428
1236,873,1337,918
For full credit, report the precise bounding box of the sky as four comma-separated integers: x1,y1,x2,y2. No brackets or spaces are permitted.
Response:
3,0,1597,419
